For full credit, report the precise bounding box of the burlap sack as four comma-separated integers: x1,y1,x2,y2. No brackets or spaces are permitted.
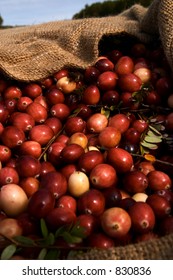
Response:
72,233,173,260
0,0,173,260
0,0,168,82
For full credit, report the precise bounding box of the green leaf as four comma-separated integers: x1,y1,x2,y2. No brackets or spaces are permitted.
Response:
40,219,49,238
140,145,150,155
37,248,47,260
44,249,60,260
70,223,86,238
13,236,36,246
141,141,158,149
148,125,162,135
101,107,110,118
62,231,82,244
146,130,162,138
46,233,55,246
1,244,17,260
55,226,67,238
144,135,162,143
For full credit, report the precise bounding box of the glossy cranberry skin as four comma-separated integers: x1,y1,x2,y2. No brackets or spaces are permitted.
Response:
128,202,155,234
27,188,55,219
84,66,100,83
55,195,77,213
39,161,56,177
34,95,48,110
60,164,77,180
29,124,54,146
40,76,54,89
64,116,86,136
3,86,22,100
107,147,133,173
89,163,118,189
78,150,104,174
107,49,122,64
17,212,39,236
120,92,138,109
0,167,19,186
86,113,108,133
50,103,70,121
4,98,17,113
64,93,81,112
44,117,62,135
101,207,132,238
146,194,171,219
47,142,66,166
26,102,48,123
118,73,142,93
77,189,105,216
15,155,41,178
75,104,92,120
115,56,134,75
132,119,148,133
95,58,114,72
118,197,136,211
17,96,33,111
23,83,42,99
97,71,118,91
123,127,141,144
0,126,25,148
102,90,120,106
147,170,172,191
10,112,35,132
123,170,148,194
40,171,67,199
156,189,173,204
18,140,42,159
0,145,12,163
0,100,10,122
108,113,130,134
19,177,40,197
98,126,121,148
76,214,99,237
102,186,122,208
45,207,76,231
87,232,115,248
82,85,100,105
55,134,69,145
60,143,85,164
53,69,69,81
45,87,65,105
144,90,161,106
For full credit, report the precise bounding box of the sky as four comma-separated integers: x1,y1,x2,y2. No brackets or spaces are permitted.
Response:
0,0,106,26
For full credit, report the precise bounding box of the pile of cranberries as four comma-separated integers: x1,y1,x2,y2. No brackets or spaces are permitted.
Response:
0,39,173,259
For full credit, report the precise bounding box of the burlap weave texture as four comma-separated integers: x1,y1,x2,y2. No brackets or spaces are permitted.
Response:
0,1,163,82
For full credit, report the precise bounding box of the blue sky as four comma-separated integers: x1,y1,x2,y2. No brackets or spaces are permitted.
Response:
0,0,105,26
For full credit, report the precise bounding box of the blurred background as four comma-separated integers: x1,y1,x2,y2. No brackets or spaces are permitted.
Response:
0,0,153,28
